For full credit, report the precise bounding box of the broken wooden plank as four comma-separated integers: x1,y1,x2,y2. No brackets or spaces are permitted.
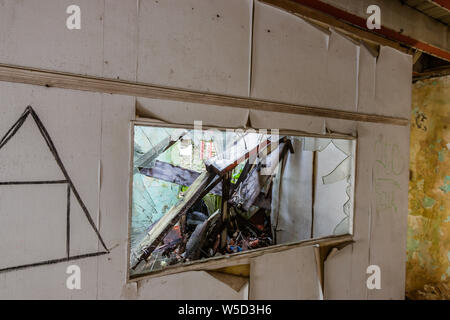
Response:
205,136,291,178
220,172,232,249
227,138,290,207
230,160,252,195
185,210,220,260
139,160,222,195
260,139,293,177
205,138,272,176
197,176,223,200
131,171,216,270
229,140,294,211
185,220,209,261
135,131,185,168
235,167,261,212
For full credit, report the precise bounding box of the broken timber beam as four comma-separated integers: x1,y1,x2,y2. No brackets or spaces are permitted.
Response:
131,171,216,270
220,172,232,249
135,131,185,169
206,136,292,178
229,139,294,211
205,139,272,176
185,210,220,260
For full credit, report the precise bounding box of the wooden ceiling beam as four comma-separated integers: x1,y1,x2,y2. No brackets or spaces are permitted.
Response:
262,0,450,62
430,0,450,12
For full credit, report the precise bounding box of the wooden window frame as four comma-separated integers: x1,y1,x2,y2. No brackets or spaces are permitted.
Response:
126,119,356,282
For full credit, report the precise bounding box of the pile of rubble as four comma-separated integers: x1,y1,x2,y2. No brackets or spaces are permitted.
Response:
130,136,294,274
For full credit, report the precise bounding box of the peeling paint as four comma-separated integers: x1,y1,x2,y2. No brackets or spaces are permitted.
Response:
423,197,436,208
440,184,450,193
407,76,450,294
438,149,447,162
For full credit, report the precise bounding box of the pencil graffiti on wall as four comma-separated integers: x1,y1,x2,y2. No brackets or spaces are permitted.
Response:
374,137,405,215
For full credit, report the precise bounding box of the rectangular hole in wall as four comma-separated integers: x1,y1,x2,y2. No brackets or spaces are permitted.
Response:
128,123,356,278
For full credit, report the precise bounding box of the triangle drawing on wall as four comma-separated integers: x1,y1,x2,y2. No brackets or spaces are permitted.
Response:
0,106,109,273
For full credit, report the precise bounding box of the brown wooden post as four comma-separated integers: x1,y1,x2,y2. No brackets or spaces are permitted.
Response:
220,171,232,249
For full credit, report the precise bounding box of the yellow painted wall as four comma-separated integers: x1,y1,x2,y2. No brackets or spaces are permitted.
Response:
407,76,450,295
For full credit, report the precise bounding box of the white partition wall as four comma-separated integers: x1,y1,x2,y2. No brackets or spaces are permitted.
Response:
0,0,411,300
